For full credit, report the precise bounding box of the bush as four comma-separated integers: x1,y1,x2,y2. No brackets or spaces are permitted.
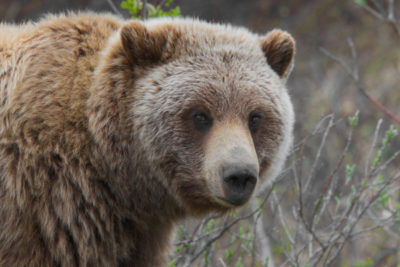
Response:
121,0,180,19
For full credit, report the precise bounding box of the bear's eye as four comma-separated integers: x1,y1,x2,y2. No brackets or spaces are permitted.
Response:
191,109,212,132
248,112,263,133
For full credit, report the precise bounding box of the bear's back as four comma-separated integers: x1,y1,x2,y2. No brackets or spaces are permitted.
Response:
0,13,121,152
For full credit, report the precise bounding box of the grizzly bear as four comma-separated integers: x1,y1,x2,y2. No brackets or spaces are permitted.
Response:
0,12,295,266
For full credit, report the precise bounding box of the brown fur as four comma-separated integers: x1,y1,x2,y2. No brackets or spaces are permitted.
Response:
260,30,295,79
0,13,295,266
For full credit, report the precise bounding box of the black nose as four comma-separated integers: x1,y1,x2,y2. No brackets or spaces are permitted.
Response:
221,164,258,206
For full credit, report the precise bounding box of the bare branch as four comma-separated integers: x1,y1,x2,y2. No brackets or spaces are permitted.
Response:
321,43,400,125
142,0,148,20
304,114,334,191
106,0,123,16
250,198,276,267
364,119,383,176
359,0,400,37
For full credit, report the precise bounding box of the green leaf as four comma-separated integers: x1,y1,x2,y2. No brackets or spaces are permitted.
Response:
203,250,209,264
204,219,216,232
376,175,384,184
348,110,359,128
121,1,130,9
235,257,244,267
238,226,244,237
345,164,355,185
379,190,390,206
225,248,233,262
383,125,398,147
121,0,181,19
372,150,381,167
362,178,368,189
354,0,366,6
265,256,269,266
248,240,254,252
169,6,181,17
168,259,176,267
230,209,238,218
314,196,324,214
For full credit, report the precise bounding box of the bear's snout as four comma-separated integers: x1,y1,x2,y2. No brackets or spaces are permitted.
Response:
221,163,258,206
203,121,260,207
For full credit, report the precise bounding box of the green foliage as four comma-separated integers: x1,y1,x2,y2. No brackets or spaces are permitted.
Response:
168,259,176,267
235,257,244,267
398,250,400,267
354,0,366,6
376,174,384,184
230,209,239,218
396,203,400,220
373,125,398,167
203,250,209,265
247,233,254,252
349,110,359,129
354,258,373,267
345,164,356,184
203,219,216,233
378,190,390,206
382,125,398,147
361,178,368,189
176,225,185,239
272,244,284,255
313,195,324,214
238,226,244,237
264,256,269,266
225,248,234,263
121,0,181,19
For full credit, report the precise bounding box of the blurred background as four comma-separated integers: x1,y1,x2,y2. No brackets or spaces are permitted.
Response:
1,0,400,266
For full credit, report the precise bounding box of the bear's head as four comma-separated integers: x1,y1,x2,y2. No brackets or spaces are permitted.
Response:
89,18,295,216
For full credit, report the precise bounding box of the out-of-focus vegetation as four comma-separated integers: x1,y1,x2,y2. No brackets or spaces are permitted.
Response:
120,0,180,19
1,0,399,266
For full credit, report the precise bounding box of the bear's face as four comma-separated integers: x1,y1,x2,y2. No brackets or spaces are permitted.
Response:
92,19,295,215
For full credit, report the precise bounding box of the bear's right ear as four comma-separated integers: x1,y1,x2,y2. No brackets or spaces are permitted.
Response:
120,21,177,65
259,30,295,81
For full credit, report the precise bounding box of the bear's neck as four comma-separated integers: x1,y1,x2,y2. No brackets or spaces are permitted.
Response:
114,162,186,266
119,212,177,266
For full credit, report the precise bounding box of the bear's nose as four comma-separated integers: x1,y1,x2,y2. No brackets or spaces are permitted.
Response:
221,164,258,206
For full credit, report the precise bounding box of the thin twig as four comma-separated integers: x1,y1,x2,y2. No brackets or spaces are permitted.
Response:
106,0,123,16
304,114,335,191
365,119,383,177
142,0,148,20
321,45,400,125
361,0,400,36
187,185,275,264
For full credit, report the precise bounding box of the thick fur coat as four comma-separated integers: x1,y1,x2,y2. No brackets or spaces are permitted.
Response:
0,13,295,266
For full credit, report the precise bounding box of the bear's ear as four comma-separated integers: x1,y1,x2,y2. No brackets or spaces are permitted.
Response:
120,21,176,65
259,30,295,81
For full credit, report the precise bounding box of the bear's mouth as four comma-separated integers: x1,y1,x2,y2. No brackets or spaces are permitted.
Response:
215,196,248,207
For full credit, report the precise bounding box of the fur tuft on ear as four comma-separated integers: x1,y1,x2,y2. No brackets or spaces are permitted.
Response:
120,21,171,65
260,30,295,80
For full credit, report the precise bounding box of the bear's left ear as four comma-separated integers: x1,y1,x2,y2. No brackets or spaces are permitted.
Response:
259,30,295,81
120,21,179,65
